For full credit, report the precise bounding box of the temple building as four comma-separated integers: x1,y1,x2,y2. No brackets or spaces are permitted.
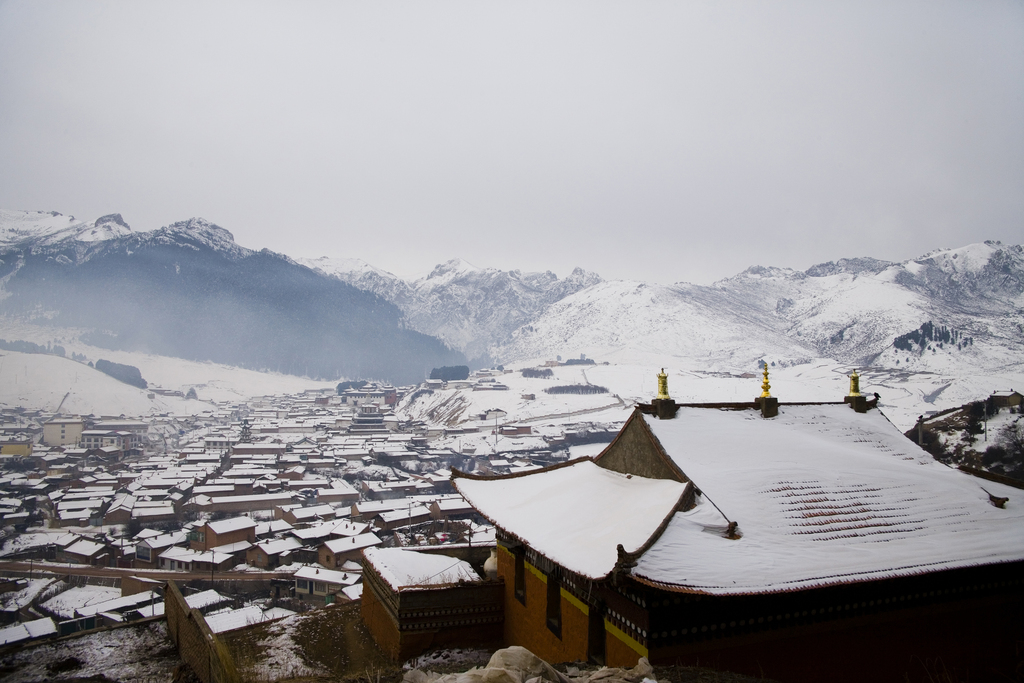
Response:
452,369,1024,683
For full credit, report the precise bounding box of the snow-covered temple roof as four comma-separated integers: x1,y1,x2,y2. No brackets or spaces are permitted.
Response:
455,459,690,579
456,403,1024,594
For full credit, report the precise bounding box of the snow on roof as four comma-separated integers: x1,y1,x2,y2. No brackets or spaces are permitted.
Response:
184,589,231,610
204,605,295,634
293,565,360,585
633,405,1024,594
455,460,689,579
323,532,382,553
210,540,253,554
376,505,431,524
255,537,303,556
255,519,293,535
342,582,363,600
139,530,188,549
0,617,56,645
328,519,369,537
134,602,166,618
363,547,480,590
75,590,159,617
207,516,258,534
64,539,107,558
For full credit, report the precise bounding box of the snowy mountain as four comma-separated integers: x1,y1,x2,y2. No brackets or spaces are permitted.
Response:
2,207,1020,420
298,256,601,362
0,209,134,247
0,210,463,384
301,240,1023,409
494,242,1024,411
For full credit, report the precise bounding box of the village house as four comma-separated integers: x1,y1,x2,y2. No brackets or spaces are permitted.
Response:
189,516,257,551
275,503,336,526
361,547,502,660
990,389,1023,408
374,504,432,532
293,565,360,604
41,417,86,447
319,532,383,568
60,537,110,566
246,536,303,568
452,371,1024,683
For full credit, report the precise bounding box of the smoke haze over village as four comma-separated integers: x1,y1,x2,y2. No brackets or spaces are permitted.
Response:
0,0,1021,285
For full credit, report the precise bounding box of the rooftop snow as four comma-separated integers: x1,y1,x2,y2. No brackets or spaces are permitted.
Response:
633,405,1024,594
455,460,689,579
363,547,480,589
293,565,359,585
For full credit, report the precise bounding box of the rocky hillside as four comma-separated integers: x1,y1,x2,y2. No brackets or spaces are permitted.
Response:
300,256,601,363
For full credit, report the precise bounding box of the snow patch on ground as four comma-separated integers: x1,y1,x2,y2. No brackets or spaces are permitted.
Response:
249,612,325,680
0,578,56,611
0,621,179,683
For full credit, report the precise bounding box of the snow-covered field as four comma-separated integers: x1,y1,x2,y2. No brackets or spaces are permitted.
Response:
0,318,338,415
399,360,1024,437
0,310,1018,432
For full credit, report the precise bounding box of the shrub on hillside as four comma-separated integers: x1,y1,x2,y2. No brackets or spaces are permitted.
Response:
429,365,470,381
94,359,148,389
544,384,608,395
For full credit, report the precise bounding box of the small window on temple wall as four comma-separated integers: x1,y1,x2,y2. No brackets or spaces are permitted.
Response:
547,572,562,638
514,550,526,604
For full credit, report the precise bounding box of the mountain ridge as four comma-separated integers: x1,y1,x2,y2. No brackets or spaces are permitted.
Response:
0,210,464,384
1,209,1020,394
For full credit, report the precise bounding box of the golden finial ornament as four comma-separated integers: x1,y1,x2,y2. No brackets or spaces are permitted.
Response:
849,369,861,397
760,362,771,398
656,368,671,400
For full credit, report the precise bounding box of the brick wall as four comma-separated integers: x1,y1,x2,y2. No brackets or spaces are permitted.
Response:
362,560,503,661
362,579,402,659
165,580,240,683
497,546,589,663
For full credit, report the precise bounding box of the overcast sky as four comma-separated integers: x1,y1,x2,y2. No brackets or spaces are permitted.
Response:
0,1,1021,285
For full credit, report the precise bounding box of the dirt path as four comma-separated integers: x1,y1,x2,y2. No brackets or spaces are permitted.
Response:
517,394,627,424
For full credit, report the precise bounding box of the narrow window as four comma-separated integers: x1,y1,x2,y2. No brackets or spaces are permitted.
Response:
547,572,562,638
588,601,606,665
514,550,526,604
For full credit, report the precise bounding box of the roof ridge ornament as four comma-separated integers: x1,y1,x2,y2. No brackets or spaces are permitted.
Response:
760,362,771,398
849,369,862,397
656,368,671,401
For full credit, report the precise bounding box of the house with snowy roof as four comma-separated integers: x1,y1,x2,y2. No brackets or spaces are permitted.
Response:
452,370,1024,683
360,547,501,660
293,564,360,604
319,532,383,568
246,536,303,568
189,516,257,551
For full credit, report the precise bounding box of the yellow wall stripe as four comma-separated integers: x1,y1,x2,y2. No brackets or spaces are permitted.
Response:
605,619,649,658
560,588,589,615
525,562,546,583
